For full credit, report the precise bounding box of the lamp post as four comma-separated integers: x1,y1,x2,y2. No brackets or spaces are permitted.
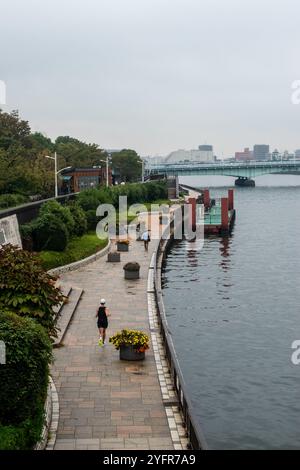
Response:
99,155,110,187
137,160,145,183
45,152,71,197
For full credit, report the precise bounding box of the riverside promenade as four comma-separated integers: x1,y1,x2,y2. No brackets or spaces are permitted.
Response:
51,233,174,450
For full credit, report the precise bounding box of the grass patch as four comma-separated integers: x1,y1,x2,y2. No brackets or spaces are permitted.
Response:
39,232,108,270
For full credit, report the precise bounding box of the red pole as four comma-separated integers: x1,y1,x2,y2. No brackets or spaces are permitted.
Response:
228,189,234,211
188,197,197,229
203,189,210,210
221,197,229,231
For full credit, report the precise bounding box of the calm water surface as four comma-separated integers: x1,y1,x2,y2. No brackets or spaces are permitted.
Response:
162,175,300,449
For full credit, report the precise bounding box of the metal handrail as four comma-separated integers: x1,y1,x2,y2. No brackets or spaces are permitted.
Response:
153,214,208,450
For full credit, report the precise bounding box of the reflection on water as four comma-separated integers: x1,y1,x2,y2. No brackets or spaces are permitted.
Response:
162,182,300,449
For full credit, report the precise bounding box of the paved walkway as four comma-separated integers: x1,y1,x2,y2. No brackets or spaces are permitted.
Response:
51,232,174,450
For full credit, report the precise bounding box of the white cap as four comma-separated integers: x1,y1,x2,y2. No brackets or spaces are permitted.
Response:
100,298,106,305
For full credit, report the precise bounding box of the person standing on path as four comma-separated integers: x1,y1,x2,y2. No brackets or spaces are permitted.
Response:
96,299,110,346
142,230,151,251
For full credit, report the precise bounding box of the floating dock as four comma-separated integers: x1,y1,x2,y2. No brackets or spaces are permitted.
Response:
187,188,236,236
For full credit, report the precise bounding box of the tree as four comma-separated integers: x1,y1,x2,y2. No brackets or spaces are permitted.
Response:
111,149,142,182
55,136,104,167
30,132,54,152
0,109,31,151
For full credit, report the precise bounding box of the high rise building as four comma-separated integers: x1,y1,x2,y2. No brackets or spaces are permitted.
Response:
253,145,269,161
295,149,300,158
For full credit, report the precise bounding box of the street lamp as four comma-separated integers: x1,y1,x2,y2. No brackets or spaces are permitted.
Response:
45,152,71,197
99,155,110,188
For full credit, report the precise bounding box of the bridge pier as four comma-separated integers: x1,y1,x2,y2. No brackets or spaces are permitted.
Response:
235,177,255,187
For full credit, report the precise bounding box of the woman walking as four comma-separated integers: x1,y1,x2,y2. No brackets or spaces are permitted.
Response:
96,299,110,346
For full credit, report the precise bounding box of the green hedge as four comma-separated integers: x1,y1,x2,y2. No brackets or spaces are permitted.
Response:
32,212,69,251
77,181,167,211
39,232,108,270
68,202,87,236
39,200,75,235
0,311,52,450
0,193,28,209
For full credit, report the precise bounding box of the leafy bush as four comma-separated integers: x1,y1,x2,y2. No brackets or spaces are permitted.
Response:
86,209,100,231
0,193,28,209
0,417,44,450
32,213,69,251
77,181,168,210
0,311,52,449
39,200,75,235
77,189,102,212
0,244,63,337
19,222,35,251
68,202,87,236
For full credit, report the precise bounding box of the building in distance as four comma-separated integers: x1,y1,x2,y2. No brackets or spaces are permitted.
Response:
253,144,270,161
235,147,254,161
164,145,215,163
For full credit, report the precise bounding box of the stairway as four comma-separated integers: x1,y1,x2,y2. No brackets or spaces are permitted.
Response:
53,282,83,347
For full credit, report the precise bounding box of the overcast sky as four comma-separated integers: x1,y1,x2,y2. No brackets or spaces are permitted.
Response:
1,0,300,157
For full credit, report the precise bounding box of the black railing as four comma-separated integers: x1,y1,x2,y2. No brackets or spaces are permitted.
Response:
0,193,78,225
153,213,208,450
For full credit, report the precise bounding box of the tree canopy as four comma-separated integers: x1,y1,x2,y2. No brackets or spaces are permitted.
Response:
0,109,142,199
111,149,143,182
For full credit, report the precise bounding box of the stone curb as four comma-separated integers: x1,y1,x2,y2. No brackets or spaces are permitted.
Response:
34,380,52,450
46,377,59,450
147,252,188,450
48,239,111,276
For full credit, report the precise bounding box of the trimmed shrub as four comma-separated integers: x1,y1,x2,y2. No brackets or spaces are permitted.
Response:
39,232,108,270
68,202,87,236
0,193,28,209
0,244,63,337
32,213,69,252
77,189,102,212
39,200,75,235
86,209,100,231
0,311,52,449
19,222,35,251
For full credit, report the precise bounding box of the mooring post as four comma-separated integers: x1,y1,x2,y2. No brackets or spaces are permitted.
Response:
203,189,210,210
221,197,229,232
188,197,197,230
228,189,234,211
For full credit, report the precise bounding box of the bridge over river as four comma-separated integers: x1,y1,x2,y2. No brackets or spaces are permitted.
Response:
147,161,300,186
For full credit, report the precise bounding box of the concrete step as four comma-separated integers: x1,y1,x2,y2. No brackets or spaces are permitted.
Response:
53,287,83,347
53,283,72,317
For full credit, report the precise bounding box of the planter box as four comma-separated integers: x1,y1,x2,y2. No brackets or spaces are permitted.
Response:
107,252,121,262
117,242,129,252
120,345,145,361
124,269,140,280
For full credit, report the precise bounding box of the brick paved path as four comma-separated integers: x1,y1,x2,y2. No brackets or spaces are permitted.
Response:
52,235,174,450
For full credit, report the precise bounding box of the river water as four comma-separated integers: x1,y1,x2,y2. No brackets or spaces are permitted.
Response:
162,174,300,449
